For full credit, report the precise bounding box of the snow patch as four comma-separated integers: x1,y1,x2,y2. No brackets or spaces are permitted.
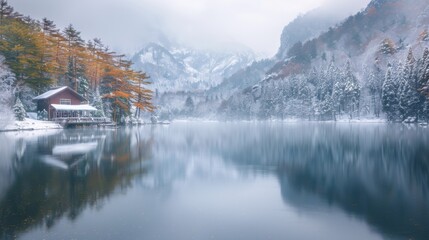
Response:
2,118,62,132
139,51,156,65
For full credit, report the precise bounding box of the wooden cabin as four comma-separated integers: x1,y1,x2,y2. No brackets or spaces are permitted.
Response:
33,86,97,120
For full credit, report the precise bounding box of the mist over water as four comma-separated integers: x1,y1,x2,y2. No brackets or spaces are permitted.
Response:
0,122,428,240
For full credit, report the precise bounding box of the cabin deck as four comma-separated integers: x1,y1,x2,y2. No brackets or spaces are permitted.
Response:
53,117,112,128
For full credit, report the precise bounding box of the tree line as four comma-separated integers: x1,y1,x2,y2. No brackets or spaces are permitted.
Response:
382,49,429,122
0,0,153,122
222,48,429,122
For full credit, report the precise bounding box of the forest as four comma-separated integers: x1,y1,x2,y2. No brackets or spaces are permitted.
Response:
0,0,153,123
222,48,429,122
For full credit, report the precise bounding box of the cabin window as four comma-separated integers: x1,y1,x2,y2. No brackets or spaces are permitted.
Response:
59,99,71,105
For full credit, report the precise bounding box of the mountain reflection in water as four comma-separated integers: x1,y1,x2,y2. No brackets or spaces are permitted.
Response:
0,122,428,240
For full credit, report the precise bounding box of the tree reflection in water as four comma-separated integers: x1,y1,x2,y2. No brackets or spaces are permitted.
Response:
0,129,153,239
214,123,429,240
0,123,428,240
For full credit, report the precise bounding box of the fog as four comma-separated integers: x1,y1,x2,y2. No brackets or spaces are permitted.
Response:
12,0,370,56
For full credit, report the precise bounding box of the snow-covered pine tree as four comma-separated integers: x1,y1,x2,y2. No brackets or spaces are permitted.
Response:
276,79,287,119
297,75,312,119
37,109,48,120
343,61,360,119
416,48,429,118
0,56,15,106
379,38,396,55
77,76,90,99
367,63,384,117
399,49,420,121
92,88,105,117
382,65,399,121
184,96,195,115
417,48,429,84
315,63,337,120
332,80,345,115
423,98,429,122
259,81,276,119
13,97,26,121
0,55,15,128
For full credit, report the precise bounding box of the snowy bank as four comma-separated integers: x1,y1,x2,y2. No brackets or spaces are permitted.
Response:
1,118,62,132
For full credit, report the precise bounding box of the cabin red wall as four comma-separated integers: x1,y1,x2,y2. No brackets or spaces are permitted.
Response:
47,90,83,106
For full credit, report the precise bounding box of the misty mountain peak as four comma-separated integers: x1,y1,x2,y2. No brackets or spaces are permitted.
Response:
131,42,256,92
276,3,364,60
367,0,396,9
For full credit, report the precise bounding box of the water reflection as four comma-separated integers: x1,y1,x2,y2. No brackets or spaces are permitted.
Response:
216,123,429,239
0,123,428,240
145,122,429,240
0,129,153,239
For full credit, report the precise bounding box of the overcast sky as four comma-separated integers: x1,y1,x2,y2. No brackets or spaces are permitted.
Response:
12,0,370,56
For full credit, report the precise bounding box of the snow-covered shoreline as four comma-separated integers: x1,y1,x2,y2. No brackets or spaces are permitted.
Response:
170,118,389,124
0,118,63,132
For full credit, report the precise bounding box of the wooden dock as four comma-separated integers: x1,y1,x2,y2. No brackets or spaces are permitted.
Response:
53,117,113,128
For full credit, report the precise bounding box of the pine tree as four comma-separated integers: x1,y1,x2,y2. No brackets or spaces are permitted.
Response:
416,48,429,118
92,88,105,117
41,18,58,35
367,62,384,117
419,49,429,122
332,80,345,115
382,65,399,121
0,56,14,106
0,55,14,127
0,0,13,24
423,99,429,122
13,97,26,121
77,76,90,98
418,48,429,88
184,96,194,114
399,49,420,121
379,38,396,55
314,63,338,120
296,75,312,118
37,109,47,120
343,61,360,118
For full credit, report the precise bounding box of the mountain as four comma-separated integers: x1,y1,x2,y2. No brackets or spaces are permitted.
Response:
271,0,429,78
131,43,256,92
210,4,358,98
208,59,275,96
219,0,429,121
276,8,346,59
276,3,365,60
146,1,367,120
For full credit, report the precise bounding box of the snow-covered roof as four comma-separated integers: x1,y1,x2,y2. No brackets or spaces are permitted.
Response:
51,104,97,111
33,86,86,101
33,86,68,100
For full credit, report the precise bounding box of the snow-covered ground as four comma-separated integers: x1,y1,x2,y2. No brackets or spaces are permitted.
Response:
1,118,62,131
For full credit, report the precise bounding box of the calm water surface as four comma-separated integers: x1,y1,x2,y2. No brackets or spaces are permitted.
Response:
0,122,428,240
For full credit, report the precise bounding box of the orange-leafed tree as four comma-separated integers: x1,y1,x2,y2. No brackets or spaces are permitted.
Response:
100,54,153,123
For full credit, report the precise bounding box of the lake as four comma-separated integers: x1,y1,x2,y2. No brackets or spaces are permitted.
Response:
0,122,428,240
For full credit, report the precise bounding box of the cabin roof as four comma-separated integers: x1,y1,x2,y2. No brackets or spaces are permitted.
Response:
33,86,86,101
51,104,97,111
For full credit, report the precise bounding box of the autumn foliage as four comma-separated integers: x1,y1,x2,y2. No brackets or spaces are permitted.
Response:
0,0,153,122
